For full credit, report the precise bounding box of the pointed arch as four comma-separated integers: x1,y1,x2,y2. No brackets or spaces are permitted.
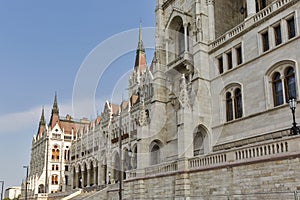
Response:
150,140,163,165
193,125,209,156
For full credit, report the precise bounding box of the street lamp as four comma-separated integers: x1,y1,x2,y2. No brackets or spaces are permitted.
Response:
23,166,29,200
289,98,300,135
108,171,111,184
0,180,4,200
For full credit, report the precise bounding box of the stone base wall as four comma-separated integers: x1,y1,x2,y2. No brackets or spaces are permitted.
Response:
123,156,300,200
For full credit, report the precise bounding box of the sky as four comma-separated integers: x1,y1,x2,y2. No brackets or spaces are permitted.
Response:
0,1,156,189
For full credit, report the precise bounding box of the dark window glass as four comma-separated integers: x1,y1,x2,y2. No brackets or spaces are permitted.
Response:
256,0,267,12
236,46,243,65
227,51,232,70
273,72,284,106
226,92,233,121
262,31,269,52
234,88,243,119
274,25,282,45
287,17,296,39
285,67,296,100
218,56,223,74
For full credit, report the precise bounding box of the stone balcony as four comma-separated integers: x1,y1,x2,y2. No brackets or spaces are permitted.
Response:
210,0,298,50
125,130,300,180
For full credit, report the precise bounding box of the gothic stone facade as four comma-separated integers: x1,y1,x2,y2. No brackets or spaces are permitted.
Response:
26,0,300,199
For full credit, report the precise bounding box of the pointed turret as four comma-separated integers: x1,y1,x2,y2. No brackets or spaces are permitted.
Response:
52,92,59,115
50,93,60,128
134,22,147,73
37,107,46,137
39,107,46,126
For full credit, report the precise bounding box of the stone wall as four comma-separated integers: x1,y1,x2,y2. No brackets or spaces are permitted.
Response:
122,155,300,199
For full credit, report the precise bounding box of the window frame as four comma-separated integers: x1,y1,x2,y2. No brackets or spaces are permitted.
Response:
261,30,270,52
273,23,282,46
286,15,296,39
266,61,298,109
235,45,243,65
224,84,243,122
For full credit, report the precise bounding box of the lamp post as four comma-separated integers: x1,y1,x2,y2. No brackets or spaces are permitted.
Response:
108,171,111,184
23,165,29,200
0,180,4,200
289,98,300,135
118,111,122,200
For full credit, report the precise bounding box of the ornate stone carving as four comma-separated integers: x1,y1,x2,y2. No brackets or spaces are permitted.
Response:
179,74,190,109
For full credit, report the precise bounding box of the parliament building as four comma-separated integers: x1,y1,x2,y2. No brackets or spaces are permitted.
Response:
22,0,300,199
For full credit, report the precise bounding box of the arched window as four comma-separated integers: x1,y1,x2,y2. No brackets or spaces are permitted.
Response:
151,144,160,165
272,72,283,106
226,92,233,121
193,128,204,156
225,85,243,121
285,67,296,100
52,145,60,161
51,175,58,185
193,125,209,156
234,88,243,119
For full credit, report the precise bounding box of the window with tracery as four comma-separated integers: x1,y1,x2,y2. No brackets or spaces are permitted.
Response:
52,145,60,161
51,175,58,185
225,86,243,122
272,66,297,106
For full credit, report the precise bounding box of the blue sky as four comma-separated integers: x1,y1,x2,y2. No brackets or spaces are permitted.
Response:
0,1,156,188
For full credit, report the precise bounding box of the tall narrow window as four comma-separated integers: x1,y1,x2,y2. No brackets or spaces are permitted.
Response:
287,17,296,39
285,67,296,100
226,92,233,121
218,56,224,74
227,51,232,70
234,88,243,119
193,129,204,156
272,72,284,106
274,24,282,46
178,25,185,55
52,175,58,185
151,144,160,165
262,31,269,52
256,0,267,12
236,46,243,65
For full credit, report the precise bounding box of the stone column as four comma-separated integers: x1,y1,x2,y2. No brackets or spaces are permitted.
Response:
281,76,287,103
74,171,79,189
165,37,169,64
206,0,215,41
246,0,256,17
93,166,98,185
87,167,91,187
183,23,188,53
99,165,104,185
81,168,86,188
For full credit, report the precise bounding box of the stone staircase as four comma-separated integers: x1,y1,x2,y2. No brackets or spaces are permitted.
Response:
64,185,108,200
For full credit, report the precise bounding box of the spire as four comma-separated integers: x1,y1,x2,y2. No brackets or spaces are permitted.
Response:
134,21,147,73
52,92,59,114
39,107,45,126
50,92,60,128
137,21,145,53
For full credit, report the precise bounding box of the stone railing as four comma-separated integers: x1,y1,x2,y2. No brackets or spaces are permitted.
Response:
145,161,178,176
234,140,289,161
211,0,296,49
189,153,227,169
125,133,300,180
